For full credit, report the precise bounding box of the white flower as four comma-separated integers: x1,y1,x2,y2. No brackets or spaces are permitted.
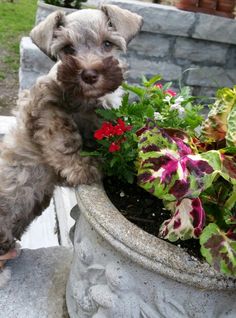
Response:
154,112,163,121
163,95,172,103
170,103,180,110
178,106,185,114
175,96,185,104
170,102,185,118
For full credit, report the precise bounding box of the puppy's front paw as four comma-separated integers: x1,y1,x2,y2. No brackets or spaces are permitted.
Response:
64,158,101,187
80,162,102,185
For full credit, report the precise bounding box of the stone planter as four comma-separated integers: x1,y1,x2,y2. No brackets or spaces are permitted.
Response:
36,0,77,24
66,184,236,318
35,0,95,24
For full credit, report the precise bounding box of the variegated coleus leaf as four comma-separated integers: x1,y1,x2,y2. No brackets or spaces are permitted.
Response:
200,223,236,276
201,86,236,143
226,87,236,146
201,151,236,188
137,121,217,201
159,198,205,241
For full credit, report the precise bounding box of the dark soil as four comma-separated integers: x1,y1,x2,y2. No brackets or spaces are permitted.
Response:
104,177,202,260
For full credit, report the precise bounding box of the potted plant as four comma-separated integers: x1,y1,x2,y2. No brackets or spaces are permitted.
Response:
43,0,87,8
176,0,235,18
36,0,88,24
66,76,236,318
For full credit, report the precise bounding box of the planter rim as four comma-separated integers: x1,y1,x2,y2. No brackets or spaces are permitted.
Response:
75,183,236,290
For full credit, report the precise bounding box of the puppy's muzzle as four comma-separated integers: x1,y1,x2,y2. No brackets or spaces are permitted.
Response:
57,55,124,98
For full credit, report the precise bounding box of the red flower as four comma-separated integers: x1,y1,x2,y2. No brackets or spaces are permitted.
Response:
125,125,132,132
101,122,115,137
113,125,124,136
94,122,114,140
165,89,176,97
116,118,132,133
155,83,163,89
109,142,120,152
94,118,132,141
94,130,104,140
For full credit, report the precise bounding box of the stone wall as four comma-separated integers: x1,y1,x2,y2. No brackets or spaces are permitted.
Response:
109,0,236,96
20,0,236,96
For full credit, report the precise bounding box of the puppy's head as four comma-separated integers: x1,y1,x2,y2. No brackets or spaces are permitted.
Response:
30,5,143,99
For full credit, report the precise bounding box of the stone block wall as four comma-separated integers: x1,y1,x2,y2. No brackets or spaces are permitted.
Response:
19,37,54,90
109,0,236,96
20,0,236,96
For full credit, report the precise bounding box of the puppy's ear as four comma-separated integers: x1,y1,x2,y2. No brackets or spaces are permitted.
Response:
101,4,143,44
30,11,66,61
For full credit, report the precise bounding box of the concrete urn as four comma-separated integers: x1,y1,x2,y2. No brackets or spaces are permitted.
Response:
66,184,236,318
35,0,78,24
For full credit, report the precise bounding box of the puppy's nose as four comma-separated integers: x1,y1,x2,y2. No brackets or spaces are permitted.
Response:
81,69,98,84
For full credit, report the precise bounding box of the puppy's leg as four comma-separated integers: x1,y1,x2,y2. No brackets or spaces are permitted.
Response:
31,106,101,187
0,159,55,253
0,249,18,288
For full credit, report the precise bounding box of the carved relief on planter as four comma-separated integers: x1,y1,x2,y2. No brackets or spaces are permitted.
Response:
68,233,160,318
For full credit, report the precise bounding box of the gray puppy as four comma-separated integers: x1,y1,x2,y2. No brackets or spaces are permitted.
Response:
0,4,142,286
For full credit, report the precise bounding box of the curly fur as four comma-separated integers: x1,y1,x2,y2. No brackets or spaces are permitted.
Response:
0,4,142,287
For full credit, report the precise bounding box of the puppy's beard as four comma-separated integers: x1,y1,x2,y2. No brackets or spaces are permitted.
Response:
57,55,123,100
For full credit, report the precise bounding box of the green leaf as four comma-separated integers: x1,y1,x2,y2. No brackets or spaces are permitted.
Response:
110,156,120,168
224,187,236,210
180,86,191,97
96,109,117,121
226,96,236,147
144,75,162,87
121,93,129,108
200,223,236,276
220,146,236,155
163,82,173,90
123,169,135,184
223,208,236,225
80,150,100,157
145,105,155,118
141,75,148,86
202,86,236,143
122,82,145,98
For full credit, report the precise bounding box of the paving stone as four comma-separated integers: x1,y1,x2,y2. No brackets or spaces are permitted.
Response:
19,37,55,90
227,69,236,85
186,66,234,88
174,38,228,64
128,58,182,81
20,37,54,74
107,0,196,36
19,68,41,91
0,247,72,318
193,14,236,45
129,32,170,58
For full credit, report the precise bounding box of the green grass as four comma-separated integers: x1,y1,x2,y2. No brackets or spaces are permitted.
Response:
0,0,38,72
0,71,6,80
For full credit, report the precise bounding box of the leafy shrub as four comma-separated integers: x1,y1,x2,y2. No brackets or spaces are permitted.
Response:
44,0,87,9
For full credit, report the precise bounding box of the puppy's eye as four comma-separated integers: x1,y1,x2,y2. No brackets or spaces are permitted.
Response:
102,41,114,52
63,45,76,55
